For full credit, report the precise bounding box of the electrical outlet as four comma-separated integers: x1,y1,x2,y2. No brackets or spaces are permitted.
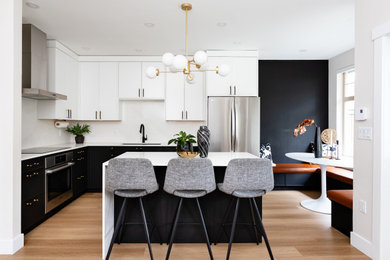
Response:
359,200,367,214
357,127,372,140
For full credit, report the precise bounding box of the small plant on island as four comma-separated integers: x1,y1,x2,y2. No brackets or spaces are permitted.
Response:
168,131,196,152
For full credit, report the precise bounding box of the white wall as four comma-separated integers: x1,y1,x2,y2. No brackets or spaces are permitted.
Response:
352,0,390,257
0,0,23,254
22,98,71,148
22,100,204,148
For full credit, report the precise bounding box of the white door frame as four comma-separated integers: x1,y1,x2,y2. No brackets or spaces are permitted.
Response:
372,22,390,260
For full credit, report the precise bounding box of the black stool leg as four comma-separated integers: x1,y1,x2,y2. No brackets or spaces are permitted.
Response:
249,199,260,245
252,198,274,260
139,197,154,260
106,198,127,260
117,203,128,244
166,198,183,260
195,198,214,260
166,197,182,244
215,197,234,245
226,198,240,260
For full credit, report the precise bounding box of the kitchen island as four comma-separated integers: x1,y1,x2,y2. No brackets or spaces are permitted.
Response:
102,152,261,259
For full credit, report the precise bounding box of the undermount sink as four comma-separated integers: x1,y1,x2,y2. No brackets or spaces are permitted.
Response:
122,143,162,146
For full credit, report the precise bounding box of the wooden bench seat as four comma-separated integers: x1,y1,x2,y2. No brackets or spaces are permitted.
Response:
327,190,353,237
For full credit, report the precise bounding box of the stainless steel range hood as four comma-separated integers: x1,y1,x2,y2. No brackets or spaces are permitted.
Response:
22,24,67,100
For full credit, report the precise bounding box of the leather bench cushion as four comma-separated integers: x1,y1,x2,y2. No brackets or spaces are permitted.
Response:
327,190,353,209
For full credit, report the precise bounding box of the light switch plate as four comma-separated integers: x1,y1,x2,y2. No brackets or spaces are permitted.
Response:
359,200,367,214
358,127,372,140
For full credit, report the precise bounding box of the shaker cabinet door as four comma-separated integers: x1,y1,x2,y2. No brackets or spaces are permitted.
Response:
141,62,165,100
166,73,185,120
118,62,142,100
99,62,120,120
79,62,100,120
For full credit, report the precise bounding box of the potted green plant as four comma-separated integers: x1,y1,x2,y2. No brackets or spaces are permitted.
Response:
66,123,91,144
168,131,196,153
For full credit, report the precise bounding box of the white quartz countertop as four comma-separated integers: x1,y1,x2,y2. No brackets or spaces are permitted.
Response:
21,142,173,161
104,152,259,167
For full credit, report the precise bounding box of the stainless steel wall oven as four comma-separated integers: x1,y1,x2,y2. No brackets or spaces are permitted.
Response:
45,152,74,213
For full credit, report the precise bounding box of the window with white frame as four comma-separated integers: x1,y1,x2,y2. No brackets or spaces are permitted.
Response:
340,68,355,157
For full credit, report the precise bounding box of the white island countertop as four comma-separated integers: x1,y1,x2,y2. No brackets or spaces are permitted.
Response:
104,152,259,167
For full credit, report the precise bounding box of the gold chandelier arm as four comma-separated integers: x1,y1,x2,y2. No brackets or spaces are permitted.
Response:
185,7,188,59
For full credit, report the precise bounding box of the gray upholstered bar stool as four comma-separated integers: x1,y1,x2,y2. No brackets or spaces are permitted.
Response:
164,158,216,260
218,158,274,260
105,158,158,260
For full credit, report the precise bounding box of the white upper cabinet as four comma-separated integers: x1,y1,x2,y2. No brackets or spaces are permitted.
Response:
118,62,142,100
141,62,165,100
99,62,120,120
78,62,121,121
79,62,99,120
166,72,205,121
118,61,165,100
165,73,185,121
206,56,258,97
38,43,79,120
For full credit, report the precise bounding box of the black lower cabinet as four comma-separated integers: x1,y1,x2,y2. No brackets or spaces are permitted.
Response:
22,193,45,233
21,158,45,233
73,148,88,198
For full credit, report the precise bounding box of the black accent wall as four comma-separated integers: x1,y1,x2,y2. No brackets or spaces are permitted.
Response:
259,60,328,163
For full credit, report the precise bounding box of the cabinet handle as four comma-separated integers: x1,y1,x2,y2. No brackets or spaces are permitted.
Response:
182,111,184,120
138,88,140,97
142,89,145,97
230,86,232,95
95,111,97,119
70,109,72,118
186,111,188,120
234,86,236,95
99,111,102,119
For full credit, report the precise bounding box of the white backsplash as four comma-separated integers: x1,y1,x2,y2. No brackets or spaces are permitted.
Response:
22,99,205,149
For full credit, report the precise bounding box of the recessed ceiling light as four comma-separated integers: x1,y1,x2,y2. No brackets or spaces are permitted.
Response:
217,22,227,27
299,49,308,53
144,23,155,28
25,2,40,9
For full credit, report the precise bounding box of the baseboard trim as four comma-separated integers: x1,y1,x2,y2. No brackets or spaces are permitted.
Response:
0,234,24,254
351,232,373,258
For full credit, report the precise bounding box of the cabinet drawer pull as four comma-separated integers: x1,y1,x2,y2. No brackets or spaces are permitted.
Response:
99,111,102,119
186,111,188,120
230,86,232,95
33,199,39,202
26,202,33,206
138,88,140,97
182,111,184,120
142,89,145,97
234,86,236,95
95,111,98,119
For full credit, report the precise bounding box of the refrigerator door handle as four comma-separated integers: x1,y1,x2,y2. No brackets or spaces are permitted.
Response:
230,100,234,152
233,98,237,152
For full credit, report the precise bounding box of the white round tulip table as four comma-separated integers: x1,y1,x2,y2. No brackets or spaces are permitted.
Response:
285,152,353,214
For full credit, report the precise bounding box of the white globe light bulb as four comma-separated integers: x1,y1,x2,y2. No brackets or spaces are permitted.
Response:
145,66,157,79
172,55,187,70
162,52,174,66
194,50,208,66
218,64,230,77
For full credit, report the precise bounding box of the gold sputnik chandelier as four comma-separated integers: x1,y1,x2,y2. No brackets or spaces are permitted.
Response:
145,3,230,83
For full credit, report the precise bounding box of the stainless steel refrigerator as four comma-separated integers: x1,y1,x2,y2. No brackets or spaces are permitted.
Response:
207,96,260,156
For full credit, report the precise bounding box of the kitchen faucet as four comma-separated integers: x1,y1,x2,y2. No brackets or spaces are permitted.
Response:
139,124,148,143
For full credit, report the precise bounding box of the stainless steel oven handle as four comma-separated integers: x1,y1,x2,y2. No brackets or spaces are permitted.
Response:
45,162,75,175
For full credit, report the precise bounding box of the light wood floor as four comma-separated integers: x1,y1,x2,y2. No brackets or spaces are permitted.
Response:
0,191,369,260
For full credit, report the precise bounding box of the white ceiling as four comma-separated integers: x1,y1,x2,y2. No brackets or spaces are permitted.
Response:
22,0,354,59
